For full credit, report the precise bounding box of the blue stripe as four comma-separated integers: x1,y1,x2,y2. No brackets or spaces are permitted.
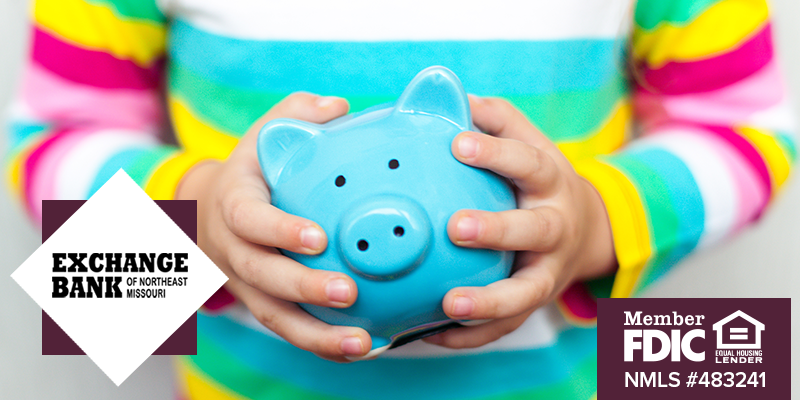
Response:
87,148,149,197
86,148,153,199
196,312,597,400
8,121,48,149
169,19,620,96
628,147,704,287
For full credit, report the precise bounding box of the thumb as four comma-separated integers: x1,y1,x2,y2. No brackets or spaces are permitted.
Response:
241,92,350,145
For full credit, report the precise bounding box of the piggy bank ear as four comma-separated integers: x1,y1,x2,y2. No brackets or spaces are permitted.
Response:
394,66,471,130
258,119,319,187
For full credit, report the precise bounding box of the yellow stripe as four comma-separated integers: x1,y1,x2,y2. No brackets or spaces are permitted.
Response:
633,0,769,68
6,150,26,199
557,101,631,162
144,152,213,200
169,97,239,160
574,160,652,298
34,0,165,67
176,357,245,400
737,126,792,193
5,134,50,200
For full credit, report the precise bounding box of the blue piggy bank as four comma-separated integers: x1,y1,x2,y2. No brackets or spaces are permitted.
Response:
258,67,516,357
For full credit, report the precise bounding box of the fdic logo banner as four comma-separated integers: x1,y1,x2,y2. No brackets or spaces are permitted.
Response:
598,298,790,399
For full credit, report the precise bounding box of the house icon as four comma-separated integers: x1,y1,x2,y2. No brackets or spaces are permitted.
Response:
712,310,765,350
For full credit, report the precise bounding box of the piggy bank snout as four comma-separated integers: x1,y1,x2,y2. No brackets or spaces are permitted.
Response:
338,196,432,280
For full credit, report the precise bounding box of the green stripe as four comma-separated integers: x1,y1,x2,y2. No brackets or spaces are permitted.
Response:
635,0,723,30
169,60,627,143
775,131,797,164
88,147,175,197
506,71,627,142
585,275,615,299
476,356,597,400
169,61,397,135
186,335,361,400
123,147,174,185
85,0,165,23
606,153,706,292
186,333,597,400
605,154,679,269
169,61,278,136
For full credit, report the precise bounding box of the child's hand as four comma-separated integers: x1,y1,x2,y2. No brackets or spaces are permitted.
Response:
177,93,372,362
424,96,617,349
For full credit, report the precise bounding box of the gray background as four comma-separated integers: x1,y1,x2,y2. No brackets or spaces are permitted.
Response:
0,0,797,398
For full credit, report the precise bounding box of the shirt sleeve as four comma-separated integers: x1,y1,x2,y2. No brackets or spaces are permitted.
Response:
5,0,236,310
558,0,796,322
5,0,210,226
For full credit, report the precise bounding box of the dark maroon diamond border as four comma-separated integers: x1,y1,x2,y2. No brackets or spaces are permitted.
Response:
41,199,198,355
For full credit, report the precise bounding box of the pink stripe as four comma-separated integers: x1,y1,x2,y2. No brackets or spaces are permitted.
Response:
697,131,767,228
639,24,773,95
23,61,162,131
29,131,92,218
635,59,786,127
559,283,597,320
32,27,163,90
700,125,771,216
202,287,236,312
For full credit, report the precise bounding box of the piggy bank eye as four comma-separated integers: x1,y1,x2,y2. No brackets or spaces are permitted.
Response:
388,159,399,169
335,175,346,187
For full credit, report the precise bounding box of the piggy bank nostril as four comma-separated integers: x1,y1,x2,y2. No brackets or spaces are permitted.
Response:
338,195,432,280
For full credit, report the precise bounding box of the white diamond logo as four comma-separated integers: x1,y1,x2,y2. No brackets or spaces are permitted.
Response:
11,169,228,385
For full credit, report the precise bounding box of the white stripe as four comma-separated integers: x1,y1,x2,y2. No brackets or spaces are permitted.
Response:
729,334,748,340
631,128,739,248
746,97,798,133
54,130,159,200
6,100,39,123
729,327,748,333
159,0,632,41
222,302,568,356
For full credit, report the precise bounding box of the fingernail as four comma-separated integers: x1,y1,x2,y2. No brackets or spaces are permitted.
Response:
341,337,364,355
458,136,479,158
316,96,338,108
468,94,485,105
456,217,480,241
326,279,350,303
300,227,324,250
451,296,474,317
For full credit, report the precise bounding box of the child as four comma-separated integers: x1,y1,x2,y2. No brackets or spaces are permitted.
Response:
7,0,796,398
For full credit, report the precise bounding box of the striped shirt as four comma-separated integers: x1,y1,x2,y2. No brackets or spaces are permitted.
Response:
5,0,796,399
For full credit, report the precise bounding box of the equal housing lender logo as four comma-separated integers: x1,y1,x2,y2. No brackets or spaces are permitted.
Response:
11,170,228,385
598,298,791,399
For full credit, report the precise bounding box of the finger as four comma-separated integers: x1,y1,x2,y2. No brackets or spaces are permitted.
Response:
265,92,350,124
468,95,550,148
226,235,357,307
230,277,371,360
448,207,563,252
240,92,351,146
452,132,559,194
441,265,556,320
422,310,532,349
222,183,328,254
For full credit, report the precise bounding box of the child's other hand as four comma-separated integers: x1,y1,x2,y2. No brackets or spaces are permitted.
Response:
177,93,371,362
424,96,617,349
